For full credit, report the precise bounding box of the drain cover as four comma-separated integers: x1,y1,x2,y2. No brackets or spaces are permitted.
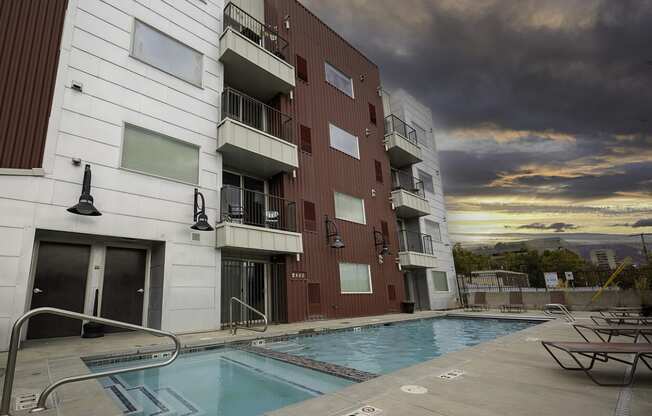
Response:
400,385,428,394
438,369,465,380
342,405,382,416
15,392,38,411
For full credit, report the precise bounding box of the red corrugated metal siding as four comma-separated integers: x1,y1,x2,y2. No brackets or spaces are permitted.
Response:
0,0,68,169
266,0,406,322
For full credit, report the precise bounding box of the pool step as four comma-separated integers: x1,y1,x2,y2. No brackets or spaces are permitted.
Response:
264,341,307,354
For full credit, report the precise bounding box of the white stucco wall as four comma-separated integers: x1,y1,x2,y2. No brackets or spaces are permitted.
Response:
0,0,225,349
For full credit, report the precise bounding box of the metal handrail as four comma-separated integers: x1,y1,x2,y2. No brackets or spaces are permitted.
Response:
219,185,297,232
391,169,425,197
223,2,288,60
544,303,575,323
0,307,181,415
398,229,434,255
229,297,268,335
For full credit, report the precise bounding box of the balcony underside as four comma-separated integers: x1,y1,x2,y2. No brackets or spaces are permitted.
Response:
217,118,298,177
216,222,303,255
384,132,423,167
391,189,431,218
399,251,438,269
219,28,295,101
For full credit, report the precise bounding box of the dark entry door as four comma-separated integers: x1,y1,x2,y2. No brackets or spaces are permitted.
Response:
27,242,91,339
101,247,147,331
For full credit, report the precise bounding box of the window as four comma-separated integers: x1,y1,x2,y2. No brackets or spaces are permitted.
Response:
132,20,203,86
303,200,316,231
339,263,372,294
122,124,199,183
425,219,442,242
334,192,365,224
296,55,308,82
412,121,429,148
300,125,312,154
325,62,354,97
368,103,377,124
418,169,435,194
432,271,449,292
329,123,359,159
374,160,383,183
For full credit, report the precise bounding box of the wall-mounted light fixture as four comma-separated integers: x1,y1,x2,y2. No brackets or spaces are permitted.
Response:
325,215,344,249
191,188,214,231
67,164,101,216
373,227,390,256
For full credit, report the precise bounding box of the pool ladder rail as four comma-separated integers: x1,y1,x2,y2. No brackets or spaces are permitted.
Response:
0,307,181,416
229,297,268,335
543,303,576,323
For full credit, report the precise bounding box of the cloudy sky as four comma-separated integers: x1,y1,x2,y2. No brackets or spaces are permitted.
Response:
302,0,652,243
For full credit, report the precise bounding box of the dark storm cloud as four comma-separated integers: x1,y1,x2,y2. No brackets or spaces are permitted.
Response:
613,219,652,228
512,223,579,232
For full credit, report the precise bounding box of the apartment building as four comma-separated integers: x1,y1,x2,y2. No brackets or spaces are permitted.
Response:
0,0,453,349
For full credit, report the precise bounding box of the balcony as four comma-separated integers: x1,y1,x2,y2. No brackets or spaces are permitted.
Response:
398,230,438,269
217,88,298,177
384,115,423,167
215,186,303,254
220,2,295,100
391,170,431,218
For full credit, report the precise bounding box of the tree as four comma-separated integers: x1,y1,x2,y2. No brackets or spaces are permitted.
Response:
452,243,490,275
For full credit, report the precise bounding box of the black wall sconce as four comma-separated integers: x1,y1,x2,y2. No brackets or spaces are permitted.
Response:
67,164,102,216
373,227,390,256
325,215,344,249
191,188,214,231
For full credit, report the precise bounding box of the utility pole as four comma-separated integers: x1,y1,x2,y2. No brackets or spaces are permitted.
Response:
630,233,651,265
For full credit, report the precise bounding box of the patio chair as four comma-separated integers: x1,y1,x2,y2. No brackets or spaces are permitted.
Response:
549,291,567,308
590,315,652,326
225,205,245,223
467,292,489,312
500,291,526,313
572,324,652,343
541,341,652,386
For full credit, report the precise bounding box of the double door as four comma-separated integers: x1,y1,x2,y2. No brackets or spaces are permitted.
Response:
28,242,148,339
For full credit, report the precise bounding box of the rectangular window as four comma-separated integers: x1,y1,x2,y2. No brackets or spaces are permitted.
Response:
339,263,372,294
334,192,366,224
296,54,308,82
425,219,442,242
122,124,199,183
418,169,435,194
368,103,377,124
374,160,383,183
325,62,354,98
300,125,312,154
303,200,316,232
432,271,449,292
132,20,203,87
329,123,359,159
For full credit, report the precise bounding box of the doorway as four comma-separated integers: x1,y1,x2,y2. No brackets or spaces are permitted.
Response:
27,242,91,339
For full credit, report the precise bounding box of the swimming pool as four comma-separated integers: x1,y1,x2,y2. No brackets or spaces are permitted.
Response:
265,317,537,374
90,348,352,416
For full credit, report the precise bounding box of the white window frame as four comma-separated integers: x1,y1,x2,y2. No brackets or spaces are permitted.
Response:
424,219,442,243
325,62,354,98
418,169,435,195
334,191,366,224
329,123,360,159
130,19,204,88
339,262,373,294
120,123,200,185
432,270,449,292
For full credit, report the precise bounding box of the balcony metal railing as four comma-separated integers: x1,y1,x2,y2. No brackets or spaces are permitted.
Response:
223,2,289,61
392,169,425,197
385,114,418,145
221,87,293,143
399,230,434,255
220,185,297,232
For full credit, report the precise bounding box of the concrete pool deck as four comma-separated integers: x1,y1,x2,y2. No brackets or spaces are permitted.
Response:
0,310,650,415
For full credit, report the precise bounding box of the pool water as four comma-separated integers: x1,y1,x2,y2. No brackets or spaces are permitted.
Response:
266,317,537,374
90,348,352,416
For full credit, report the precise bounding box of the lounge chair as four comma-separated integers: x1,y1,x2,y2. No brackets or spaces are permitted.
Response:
572,324,652,343
467,292,489,312
541,341,652,386
500,291,525,313
549,291,567,308
590,315,652,326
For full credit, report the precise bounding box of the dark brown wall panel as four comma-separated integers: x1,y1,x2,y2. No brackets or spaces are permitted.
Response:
0,0,68,169
266,0,406,322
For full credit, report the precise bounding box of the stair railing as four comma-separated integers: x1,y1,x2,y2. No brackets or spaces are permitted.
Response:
229,297,268,335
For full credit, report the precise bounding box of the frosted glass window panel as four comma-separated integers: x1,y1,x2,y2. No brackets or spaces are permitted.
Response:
432,271,449,292
339,263,372,293
425,219,442,242
132,20,203,87
325,62,354,97
122,125,199,183
418,169,435,195
334,192,366,224
329,123,359,159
